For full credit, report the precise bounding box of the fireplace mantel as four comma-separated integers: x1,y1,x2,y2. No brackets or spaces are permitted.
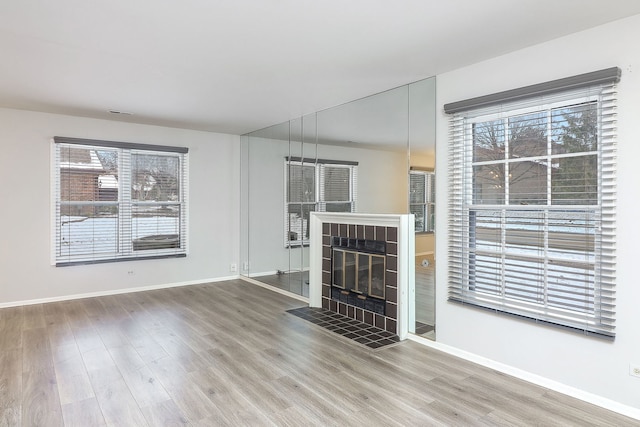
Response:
309,212,415,340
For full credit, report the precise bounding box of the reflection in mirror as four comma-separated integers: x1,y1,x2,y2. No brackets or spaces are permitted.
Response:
244,121,301,293
239,134,249,279
286,116,317,296
410,169,435,233
409,77,436,340
241,76,437,341
316,85,409,215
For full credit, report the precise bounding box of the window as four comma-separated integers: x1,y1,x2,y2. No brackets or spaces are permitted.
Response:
445,68,619,338
285,157,357,246
410,169,435,233
53,137,188,265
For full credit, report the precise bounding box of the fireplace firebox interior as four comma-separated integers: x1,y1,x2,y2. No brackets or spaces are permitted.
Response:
331,236,388,316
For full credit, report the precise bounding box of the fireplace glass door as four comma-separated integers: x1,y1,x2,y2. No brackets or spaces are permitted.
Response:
332,248,385,300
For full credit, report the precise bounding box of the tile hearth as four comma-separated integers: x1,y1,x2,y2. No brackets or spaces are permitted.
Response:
287,306,401,349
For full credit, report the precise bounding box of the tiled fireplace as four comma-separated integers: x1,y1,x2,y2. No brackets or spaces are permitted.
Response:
309,213,414,340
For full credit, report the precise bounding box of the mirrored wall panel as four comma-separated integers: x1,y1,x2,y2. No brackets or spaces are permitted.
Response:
240,76,436,338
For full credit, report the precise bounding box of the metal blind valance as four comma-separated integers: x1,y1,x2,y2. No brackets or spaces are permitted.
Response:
446,70,618,339
444,67,621,115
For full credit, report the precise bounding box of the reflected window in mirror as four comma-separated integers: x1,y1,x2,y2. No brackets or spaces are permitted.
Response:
410,169,435,233
285,157,358,246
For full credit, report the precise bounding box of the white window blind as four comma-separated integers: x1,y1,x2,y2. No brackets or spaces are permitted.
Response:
53,137,188,266
410,170,435,233
446,69,618,338
285,158,357,246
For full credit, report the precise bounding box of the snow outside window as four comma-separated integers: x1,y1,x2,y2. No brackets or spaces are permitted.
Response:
447,74,617,338
53,137,188,266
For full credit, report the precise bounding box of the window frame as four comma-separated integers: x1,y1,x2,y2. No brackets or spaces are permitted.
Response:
409,169,435,233
52,137,189,266
284,158,357,247
447,79,617,339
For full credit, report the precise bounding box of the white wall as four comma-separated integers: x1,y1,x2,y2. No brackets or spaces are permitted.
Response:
0,108,240,305
435,14,640,412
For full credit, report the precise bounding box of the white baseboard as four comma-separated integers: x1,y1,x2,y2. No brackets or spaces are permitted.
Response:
407,334,640,421
248,270,279,278
0,272,310,309
240,276,309,303
416,251,434,257
248,267,310,278
0,275,240,309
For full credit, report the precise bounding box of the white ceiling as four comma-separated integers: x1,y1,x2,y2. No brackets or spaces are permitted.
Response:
1,0,640,136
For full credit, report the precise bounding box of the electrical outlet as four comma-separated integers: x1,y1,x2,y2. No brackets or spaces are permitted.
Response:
630,364,640,378
243,261,249,271
127,270,134,275
229,263,238,273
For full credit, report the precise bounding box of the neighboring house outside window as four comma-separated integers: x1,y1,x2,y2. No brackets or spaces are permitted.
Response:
53,137,188,265
285,157,357,246
409,169,435,233
445,68,619,338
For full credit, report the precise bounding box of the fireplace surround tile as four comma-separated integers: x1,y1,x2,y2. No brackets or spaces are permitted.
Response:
322,246,331,259
322,223,330,235
310,213,413,340
375,314,385,329
386,226,398,242
322,272,331,285
338,303,347,315
363,311,373,325
386,242,397,255
385,302,398,319
385,286,397,303
322,285,330,298
364,225,375,240
386,318,397,334
386,254,398,271
386,271,397,287
321,221,402,333
287,307,400,349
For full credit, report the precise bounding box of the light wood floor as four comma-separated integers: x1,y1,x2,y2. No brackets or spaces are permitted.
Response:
415,262,435,327
1,279,638,426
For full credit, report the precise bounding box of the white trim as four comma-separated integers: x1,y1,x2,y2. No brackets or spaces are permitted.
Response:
240,276,309,303
449,85,616,337
308,212,324,308
50,139,57,266
0,276,240,309
53,142,188,265
407,334,640,421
